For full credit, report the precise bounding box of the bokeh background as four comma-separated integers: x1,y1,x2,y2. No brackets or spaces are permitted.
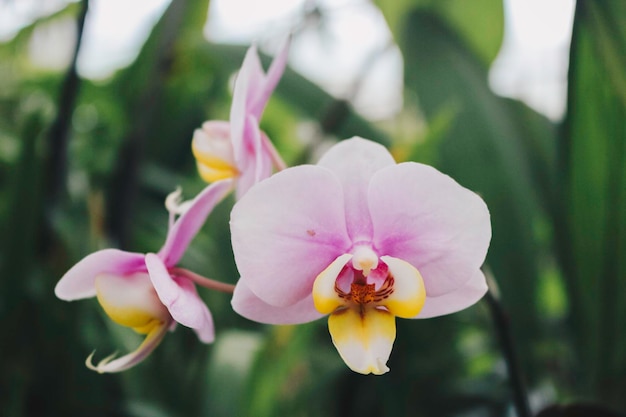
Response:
1,0,625,416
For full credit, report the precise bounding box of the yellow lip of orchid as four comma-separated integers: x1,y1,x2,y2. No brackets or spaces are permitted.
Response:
87,272,172,373
312,252,426,375
192,121,240,183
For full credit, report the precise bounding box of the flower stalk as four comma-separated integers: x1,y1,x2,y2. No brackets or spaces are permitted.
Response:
485,288,532,417
170,268,235,293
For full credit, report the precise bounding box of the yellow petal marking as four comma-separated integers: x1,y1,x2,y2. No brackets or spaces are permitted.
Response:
195,160,239,183
328,306,395,375
95,272,169,335
312,254,353,314
192,129,239,182
379,256,426,318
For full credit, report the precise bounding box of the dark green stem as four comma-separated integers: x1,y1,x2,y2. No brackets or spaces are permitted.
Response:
485,289,532,417
44,0,89,213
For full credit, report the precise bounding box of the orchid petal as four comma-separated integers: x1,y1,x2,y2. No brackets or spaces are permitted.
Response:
232,280,323,325
86,321,170,373
238,45,267,112
417,270,488,318
261,130,287,171
328,306,395,375
234,115,272,199
317,137,395,241
158,179,234,266
189,298,215,344
55,249,145,301
145,253,215,341
230,50,255,162
312,254,353,315
379,256,426,319
369,162,491,297
230,165,351,307
95,272,170,333
248,38,290,118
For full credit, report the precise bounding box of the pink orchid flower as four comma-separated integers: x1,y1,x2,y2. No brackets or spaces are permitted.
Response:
192,40,289,199
230,138,491,375
55,180,233,373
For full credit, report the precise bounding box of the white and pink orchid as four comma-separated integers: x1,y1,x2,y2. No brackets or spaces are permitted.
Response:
192,41,289,199
230,138,491,375
55,180,233,373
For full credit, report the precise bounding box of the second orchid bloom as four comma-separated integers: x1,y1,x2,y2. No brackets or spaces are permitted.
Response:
230,138,491,375
192,41,289,199
55,180,233,372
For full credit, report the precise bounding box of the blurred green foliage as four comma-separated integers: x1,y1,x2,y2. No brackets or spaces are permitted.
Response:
0,0,625,416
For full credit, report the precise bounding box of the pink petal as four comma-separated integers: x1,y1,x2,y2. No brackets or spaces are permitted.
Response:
239,45,267,114
231,280,323,325
368,162,491,297
55,249,145,301
248,38,290,118
230,47,262,162
234,115,272,200
230,165,351,307
158,179,234,266
145,253,215,342
317,137,395,242
190,299,216,344
416,270,488,318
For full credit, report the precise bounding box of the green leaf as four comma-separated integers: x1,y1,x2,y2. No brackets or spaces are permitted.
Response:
375,0,504,65
556,0,626,408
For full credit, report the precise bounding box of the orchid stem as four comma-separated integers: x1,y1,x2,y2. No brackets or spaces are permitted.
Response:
171,268,235,294
485,289,532,417
44,0,89,220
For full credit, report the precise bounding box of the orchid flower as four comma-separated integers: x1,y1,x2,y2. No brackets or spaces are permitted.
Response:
55,180,234,373
230,138,491,375
192,40,289,199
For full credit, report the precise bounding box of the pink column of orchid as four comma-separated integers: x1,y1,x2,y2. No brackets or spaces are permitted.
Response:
192,40,289,199
55,180,233,373
230,138,491,375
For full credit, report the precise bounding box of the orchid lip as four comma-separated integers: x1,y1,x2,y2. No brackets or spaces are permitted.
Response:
85,320,171,373
312,253,426,375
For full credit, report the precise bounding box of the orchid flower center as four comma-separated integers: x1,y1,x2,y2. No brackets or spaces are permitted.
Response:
351,245,378,276
336,276,394,307
312,250,426,375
